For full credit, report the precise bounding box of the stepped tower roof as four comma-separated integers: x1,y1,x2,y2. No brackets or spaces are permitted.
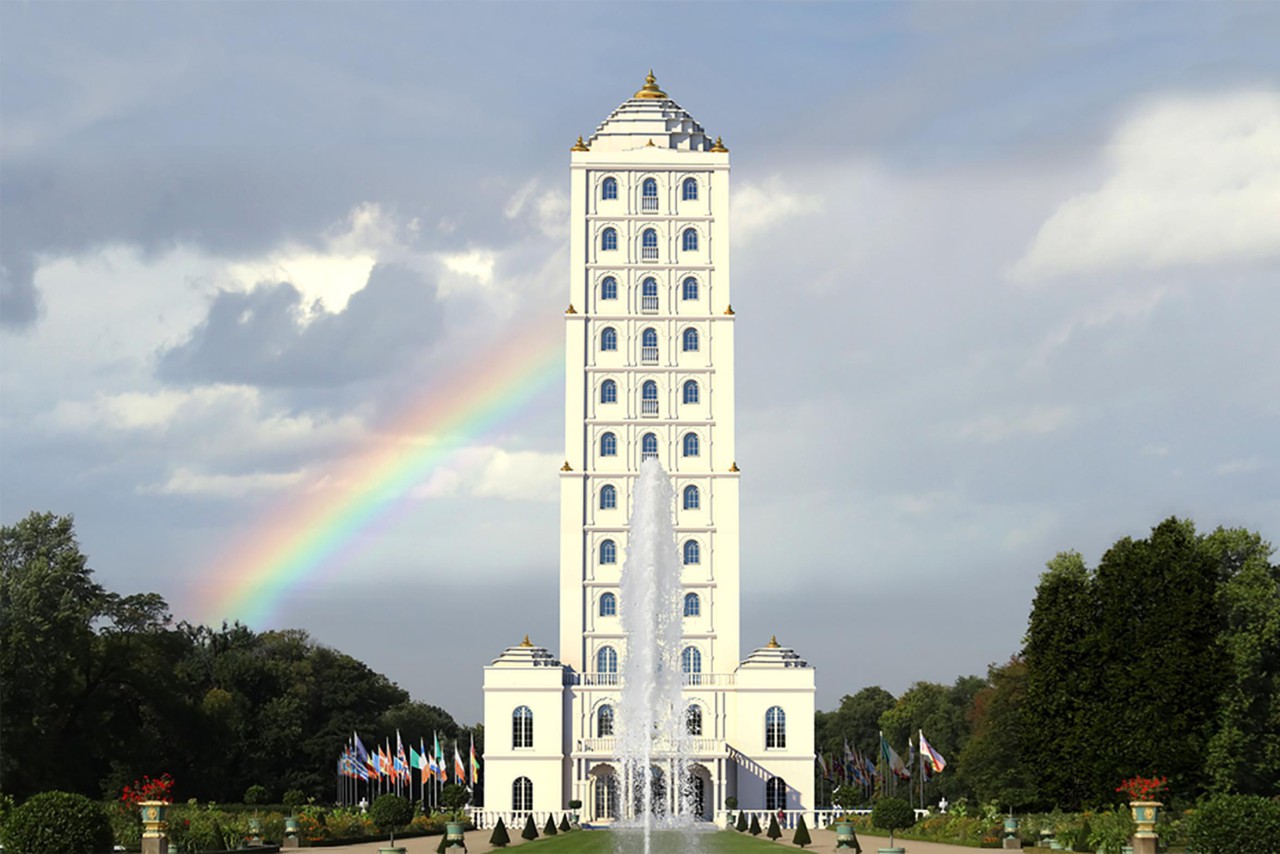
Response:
584,71,719,153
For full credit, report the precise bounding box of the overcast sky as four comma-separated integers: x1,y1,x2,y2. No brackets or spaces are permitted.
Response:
2,2,1278,725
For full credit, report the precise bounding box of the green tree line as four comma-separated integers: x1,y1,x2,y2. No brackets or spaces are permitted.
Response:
1,512,479,804
816,517,1279,810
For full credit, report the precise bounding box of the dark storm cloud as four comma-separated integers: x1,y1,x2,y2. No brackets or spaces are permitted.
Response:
157,263,443,388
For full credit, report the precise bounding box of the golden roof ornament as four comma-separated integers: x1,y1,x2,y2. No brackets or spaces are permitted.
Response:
710,136,729,152
767,635,780,648
645,138,655,147
561,460,573,471
566,304,577,314
729,461,740,472
634,70,668,100
521,634,533,647
724,304,735,315
571,136,589,152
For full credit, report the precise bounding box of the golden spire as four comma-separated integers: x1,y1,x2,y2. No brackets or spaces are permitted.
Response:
571,135,589,152
767,635,780,648
565,304,577,314
634,70,668,100
729,462,740,472
710,136,729,152
724,304,735,315
520,634,533,647
645,138,655,147
561,460,573,471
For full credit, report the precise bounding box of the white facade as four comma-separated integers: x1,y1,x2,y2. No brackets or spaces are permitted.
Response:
481,73,815,825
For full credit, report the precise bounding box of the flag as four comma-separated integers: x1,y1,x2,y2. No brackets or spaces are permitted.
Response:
880,731,908,780
409,745,422,773
420,738,432,779
864,754,878,781
354,733,371,772
395,731,409,782
435,733,447,784
919,730,948,774
427,734,440,780
470,734,480,786
903,735,914,780
454,744,466,784
843,739,855,780
817,751,829,780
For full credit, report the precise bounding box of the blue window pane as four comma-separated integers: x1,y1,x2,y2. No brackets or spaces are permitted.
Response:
682,229,698,251
766,706,786,749
597,646,618,673
642,380,658,401
683,433,699,457
600,432,617,456
602,228,617,251
599,592,616,616
642,228,658,248
683,592,700,616
683,380,699,404
681,646,702,673
683,540,700,565
601,380,617,403
642,277,658,297
683,485,700,510
642,433,658,461
642,328,658,348
600,539,617,564
642,178,658,197
598,705,614,736
682,277,698,300
682,178,698,201
600,485,617,509
683,328,699,352
601,327,617,351
602,178,618,200
602,276,617,300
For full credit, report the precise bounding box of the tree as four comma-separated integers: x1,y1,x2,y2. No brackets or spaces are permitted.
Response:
766,813,781,840
879,675,983,802
749,814,762,836
542,815,558,836
957,657,1037,808
521,816,538,840
736,810,748,832
792,814,812,848
871,797,914,848
440,784,468,812
488,818,510,848
369,794,413,846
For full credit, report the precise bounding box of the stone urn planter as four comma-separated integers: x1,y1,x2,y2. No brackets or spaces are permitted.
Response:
833,822,859,849
1129,801,1160,838
443,822,467,850
140,801,170,839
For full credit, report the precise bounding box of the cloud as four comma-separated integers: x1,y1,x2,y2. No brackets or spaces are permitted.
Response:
410,447,560,502
142,467,309,498
1012,91,1280,281
1,253,40,329
958,405,1076,443
1214,457,1266,476
157,262,443,388
504,180,569,239
731,176,823,239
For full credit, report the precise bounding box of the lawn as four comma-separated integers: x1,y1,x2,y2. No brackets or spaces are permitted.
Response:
512,829,792,852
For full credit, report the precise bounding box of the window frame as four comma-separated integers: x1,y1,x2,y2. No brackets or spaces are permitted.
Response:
601,276,618,300
682,228,699,252
682,178,698,201
683,327,699,352
599,484,617,509
683,484,700,510
597,704,615,736
601,327,618,352
513,776,533,811
682,276,698,301
641,432,659,461
596,645,618,673
683,380,699,404
683,591,700,616
513,706,533,749
682,433,699,457
601,379,617,404
599,591,617,616
600,539,617,565
600,432,617,457
765,706,787,749
683,539,700,565
601,177,618,200
601,227,618,251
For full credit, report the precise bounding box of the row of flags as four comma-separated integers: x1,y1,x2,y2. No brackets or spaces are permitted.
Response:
339,730,480,788
817,730,948,786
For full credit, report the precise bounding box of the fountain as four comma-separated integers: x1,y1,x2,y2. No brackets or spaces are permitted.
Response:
613,458,704,853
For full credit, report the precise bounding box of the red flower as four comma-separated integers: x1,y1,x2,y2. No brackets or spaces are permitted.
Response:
120,773,176,806
1116,775,1168,800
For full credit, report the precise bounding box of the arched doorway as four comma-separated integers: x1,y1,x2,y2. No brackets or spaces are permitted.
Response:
589,764,619,821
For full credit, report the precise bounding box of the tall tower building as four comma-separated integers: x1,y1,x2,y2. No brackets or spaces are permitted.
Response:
481,72,815,826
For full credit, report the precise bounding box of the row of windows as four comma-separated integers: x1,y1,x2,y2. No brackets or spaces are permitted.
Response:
592,644,705,673
600,379,700,405
601,176,700,201
593,538,701,565
516,773,785,814
600,227,700,252
599,276,700,301
600,326,700,352
513,703,787,751
599,482,701,510
597,591,701,617
599,432,701,459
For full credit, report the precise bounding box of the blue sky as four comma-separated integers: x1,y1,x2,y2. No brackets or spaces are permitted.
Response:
2,2,1278,723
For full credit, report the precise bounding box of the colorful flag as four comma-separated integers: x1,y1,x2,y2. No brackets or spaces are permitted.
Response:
420,738,432,778
454,744,466,784
817,751,829,780
880,731,908,780
427,734,440,780
919,730,948,774
409,745,422,772
470,734,480,786
435,733,447,784
395,731,409,782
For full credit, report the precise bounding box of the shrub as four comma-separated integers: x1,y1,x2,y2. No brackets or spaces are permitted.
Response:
178,809,229,852
1087,807,1135,854
282,790,307,811
107,804,142,850
325,810,366,840
2,791,114,854
244,785,270,806
735,810,748,832
369,795,413,845
568,800,582,810
521,815,538,840
725,797,739,811
489,817,510,847
792,815,811,848
871,797,915,847
749,814,762,835
543,815,557,836
1185,794,1280,854
766,814,781,840
559,814,571,832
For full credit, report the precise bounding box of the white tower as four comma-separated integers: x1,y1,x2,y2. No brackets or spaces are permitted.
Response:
481,72,815,827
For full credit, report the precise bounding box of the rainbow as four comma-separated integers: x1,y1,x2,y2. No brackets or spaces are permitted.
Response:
198,320,565,627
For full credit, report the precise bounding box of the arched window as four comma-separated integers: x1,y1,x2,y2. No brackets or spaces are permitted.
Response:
642,433,658,461
601,327,617,351
641,276,658,311
682,178,698,201
513,706,533,749
599,591,616,616
641,379,658,416
686,703,703,735
683,380,699,404
596,645,618,673
766,777,787,811
683,540,700,565
602,177,618,200
642,178,658,198
601,227,617,251
682,646,702,685
683,484,700,510
682,433,699,457
597,704,615,736
601,379,617,404
682,276,698,301
682,228,698,252
600,432,617,457
601,276,617,300
641,328,658,347
513,776,533,811
683,592,700,616
641,228,658,259
766,706,786,749
599,484,617,509
683,328,699,352
600,539,617,565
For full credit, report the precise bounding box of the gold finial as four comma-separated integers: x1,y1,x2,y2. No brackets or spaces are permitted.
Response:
566,304,577,314
521,634,533,647
634,70,668,100
724,304,735,315
767,635,780,648
729,461,740,472
561,460,573,471
645,138,655,147
571,135,589,152
710,136,729,153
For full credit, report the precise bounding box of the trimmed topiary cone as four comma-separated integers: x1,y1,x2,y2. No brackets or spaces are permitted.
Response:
543,815,558,836
489,817,510,848
750,814,763,836
736,811,749,832
792,815,811,848
522,815,539,840
559,814,571,832
767,814,782,840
